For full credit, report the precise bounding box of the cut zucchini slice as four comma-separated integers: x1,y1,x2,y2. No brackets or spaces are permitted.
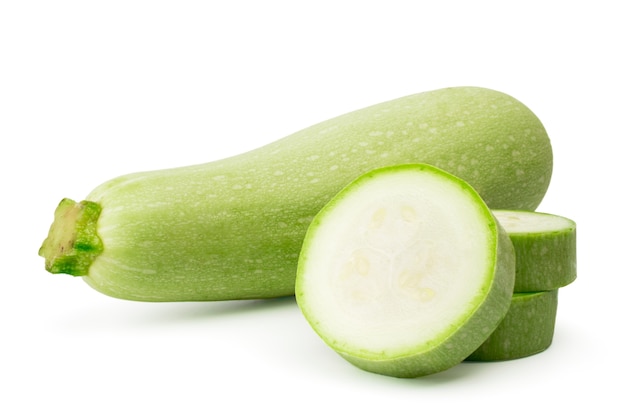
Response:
493,210,576,292
466,290,558,361
296,164,516,378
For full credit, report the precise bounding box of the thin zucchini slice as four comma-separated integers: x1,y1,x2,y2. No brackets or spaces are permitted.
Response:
493,210,576,292
466,290,558,361
296,164,515,377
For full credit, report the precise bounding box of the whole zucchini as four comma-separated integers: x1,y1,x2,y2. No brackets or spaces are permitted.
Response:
39,86,553,301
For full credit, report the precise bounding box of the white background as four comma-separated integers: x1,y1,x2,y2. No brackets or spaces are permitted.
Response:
1,1,623,415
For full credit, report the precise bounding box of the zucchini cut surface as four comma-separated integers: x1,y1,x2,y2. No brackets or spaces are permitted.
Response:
296,164,516,377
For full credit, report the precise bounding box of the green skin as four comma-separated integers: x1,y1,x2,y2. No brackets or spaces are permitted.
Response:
466,290,558,361
295,164,516,378
39,86,551,301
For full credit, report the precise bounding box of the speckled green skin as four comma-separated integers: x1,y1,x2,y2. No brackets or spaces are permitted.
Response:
466,290,558,361
42,87,552,301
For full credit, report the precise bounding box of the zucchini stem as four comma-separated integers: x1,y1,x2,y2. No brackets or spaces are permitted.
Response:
39,198,103,276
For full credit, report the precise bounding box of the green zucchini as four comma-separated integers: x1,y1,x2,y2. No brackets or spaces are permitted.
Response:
295,164,516,377
493,210,576,292
39,86,552,301
466,290,558,361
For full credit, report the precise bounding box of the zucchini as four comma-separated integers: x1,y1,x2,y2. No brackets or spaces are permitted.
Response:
295,164,516,377
493,210,576,292
39,86,551,301
466,290,558,361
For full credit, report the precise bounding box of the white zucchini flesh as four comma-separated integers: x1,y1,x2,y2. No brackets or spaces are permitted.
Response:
295,164,516,378
493,210,576,292
466,290,558,361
